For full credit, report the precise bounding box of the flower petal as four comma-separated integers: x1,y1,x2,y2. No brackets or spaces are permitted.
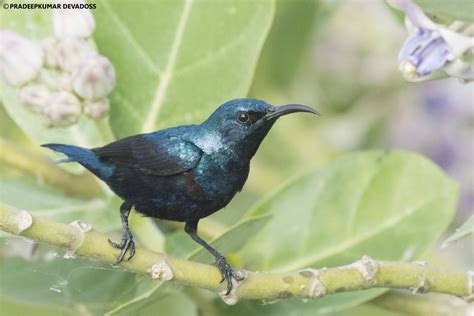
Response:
438,27,474,58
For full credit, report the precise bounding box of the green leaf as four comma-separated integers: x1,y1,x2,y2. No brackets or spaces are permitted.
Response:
443,215,474,247
0,3,111,148
337,304,404,316
0,240,153,315
0,297,74,316
93,0,275,138
120,292,197,316
0,102,29,143
189,214,271,263
231,150,458,314
216,299,405,316
251,0,337,94
414,0,474,23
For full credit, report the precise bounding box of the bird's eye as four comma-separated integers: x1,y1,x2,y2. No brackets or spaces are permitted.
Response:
236,111,250,124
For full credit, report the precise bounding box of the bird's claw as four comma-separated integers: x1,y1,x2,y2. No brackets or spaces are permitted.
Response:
108,231,135,264
214,255,244,295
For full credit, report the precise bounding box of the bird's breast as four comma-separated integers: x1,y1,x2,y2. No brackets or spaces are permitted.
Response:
193,154,249,203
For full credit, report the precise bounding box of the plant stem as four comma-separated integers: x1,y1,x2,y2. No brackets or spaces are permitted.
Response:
0,204,472,305
0,138,100,198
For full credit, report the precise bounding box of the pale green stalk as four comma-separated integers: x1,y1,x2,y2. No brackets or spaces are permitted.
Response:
0,204,471,305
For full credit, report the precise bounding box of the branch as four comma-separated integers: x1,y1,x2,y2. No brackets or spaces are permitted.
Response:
0,138,101,198
0,204,472,305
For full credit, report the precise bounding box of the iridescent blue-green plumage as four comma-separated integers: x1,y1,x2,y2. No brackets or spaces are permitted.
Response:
42,98,319,294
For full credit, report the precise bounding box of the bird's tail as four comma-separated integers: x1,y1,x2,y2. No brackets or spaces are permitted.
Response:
42,143,114,179
41,143,92,163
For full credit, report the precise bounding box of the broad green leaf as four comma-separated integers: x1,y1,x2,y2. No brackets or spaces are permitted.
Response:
251,0,337,94
107,215,271,314
0,2,111,148
336,304,404,316
93,0,275,138
0,240,155,315
0,102,30,143
216,300,405,316
122,292,197,316
0,297,74,316
189,214,271,263
443,215,474,247
230,150,458,314
414,0,474,23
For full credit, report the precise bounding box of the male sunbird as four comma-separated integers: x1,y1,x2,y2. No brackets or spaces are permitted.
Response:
42,99,319,293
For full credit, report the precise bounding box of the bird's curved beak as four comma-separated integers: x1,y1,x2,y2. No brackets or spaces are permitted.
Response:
264,104,320,121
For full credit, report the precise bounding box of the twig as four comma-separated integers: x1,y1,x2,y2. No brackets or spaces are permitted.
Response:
0,204,471,305
0,138,100,198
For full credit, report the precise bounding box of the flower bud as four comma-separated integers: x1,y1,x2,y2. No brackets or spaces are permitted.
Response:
53,0,95,38
390,0,474,82
56,37,94,72
83,98,110,119
57,72,73,91
43,91,82,127
72,54,116,100
39,70,73,92
19,83,51,113
41,38,60,68
0,30,44,87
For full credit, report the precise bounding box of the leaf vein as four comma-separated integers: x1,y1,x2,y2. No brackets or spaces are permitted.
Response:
102,0,160,76
141,0,194,133
274,193,451,272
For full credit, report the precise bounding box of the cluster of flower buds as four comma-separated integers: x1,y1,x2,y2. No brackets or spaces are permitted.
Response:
388,0,473,83
0,0,115,127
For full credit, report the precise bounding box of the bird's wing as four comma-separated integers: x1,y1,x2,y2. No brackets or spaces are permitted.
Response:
92,134,203,176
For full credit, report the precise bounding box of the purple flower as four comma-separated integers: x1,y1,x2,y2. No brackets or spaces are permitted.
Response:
398,29,453,79
388,0,473,82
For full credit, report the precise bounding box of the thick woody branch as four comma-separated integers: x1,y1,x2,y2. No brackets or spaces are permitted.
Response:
0,204,472,305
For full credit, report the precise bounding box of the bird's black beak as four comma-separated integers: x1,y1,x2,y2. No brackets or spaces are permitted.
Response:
264,104,320,121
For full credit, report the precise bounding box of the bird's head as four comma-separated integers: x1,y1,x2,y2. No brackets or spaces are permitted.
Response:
201,98,319,158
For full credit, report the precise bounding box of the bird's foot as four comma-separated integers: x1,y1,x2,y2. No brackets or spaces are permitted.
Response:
108,230,135,264
214,255,244,295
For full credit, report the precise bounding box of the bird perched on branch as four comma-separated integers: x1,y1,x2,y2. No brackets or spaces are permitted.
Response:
42,98,319,294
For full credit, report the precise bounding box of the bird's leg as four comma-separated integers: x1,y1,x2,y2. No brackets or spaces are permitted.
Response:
108,201,135,264
185,220,244,295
